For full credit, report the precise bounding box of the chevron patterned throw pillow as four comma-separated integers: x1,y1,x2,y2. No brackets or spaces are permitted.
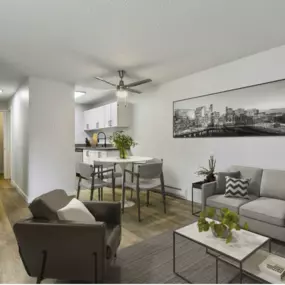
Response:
224,176,250,199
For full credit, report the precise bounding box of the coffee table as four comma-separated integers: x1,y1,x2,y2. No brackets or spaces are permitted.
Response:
173,219,272,283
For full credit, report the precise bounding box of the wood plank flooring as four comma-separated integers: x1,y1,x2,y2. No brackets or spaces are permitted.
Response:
0,179,197,283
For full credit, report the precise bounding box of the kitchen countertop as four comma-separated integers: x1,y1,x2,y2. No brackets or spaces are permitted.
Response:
75,144,119,151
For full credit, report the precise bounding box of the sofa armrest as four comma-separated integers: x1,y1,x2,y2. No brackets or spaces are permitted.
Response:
83,201,121,225
13,219,107,281
201,181,217,211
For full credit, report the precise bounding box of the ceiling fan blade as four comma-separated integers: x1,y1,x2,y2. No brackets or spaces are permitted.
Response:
125,87,142,94
94,77,117,87
124,79,152,88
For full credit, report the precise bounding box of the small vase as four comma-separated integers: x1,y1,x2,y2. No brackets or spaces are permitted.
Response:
205,173,216,183
119,148,127,159
211,224,229,239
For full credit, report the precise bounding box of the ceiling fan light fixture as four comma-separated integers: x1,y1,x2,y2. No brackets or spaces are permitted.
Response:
74,91,86,98
116,89,128,99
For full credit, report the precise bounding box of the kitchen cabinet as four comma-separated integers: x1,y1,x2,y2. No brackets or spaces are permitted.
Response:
84,102,131,130
83,150,119,165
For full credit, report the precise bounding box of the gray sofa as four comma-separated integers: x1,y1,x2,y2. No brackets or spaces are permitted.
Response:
202,165,285,242
13,189,121,283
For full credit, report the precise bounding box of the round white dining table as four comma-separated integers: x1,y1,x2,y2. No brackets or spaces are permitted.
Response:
94,156,153,207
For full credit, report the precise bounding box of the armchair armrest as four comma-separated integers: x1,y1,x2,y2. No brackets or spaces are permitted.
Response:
13,219,107,282
201,181,217,211
83,201,121,225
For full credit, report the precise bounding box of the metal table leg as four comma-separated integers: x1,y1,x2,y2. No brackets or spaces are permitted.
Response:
240,261,243,283
216,257,219,284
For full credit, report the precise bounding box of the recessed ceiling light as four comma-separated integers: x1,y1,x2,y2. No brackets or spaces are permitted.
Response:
0,89,3,94
74,91,86,98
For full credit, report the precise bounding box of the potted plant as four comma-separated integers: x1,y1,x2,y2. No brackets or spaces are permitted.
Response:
196,155,216,182
198,207,249,243
110,131,137,159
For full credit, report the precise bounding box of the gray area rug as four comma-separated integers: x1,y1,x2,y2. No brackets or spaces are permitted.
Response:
105,229,285,284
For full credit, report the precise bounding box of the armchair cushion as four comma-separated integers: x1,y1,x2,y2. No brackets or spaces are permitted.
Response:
57,198,96,224
29,189,72,220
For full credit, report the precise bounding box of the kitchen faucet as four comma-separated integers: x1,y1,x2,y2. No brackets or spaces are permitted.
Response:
97,132,107,147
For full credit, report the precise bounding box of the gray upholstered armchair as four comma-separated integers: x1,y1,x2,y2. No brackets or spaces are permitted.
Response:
13,189,121,283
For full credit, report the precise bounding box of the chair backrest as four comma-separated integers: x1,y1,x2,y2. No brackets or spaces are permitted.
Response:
138,162,163,179
77,162,93,179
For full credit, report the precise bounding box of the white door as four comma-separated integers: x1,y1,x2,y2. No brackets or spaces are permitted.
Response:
110,102,118,127
3,111,11,179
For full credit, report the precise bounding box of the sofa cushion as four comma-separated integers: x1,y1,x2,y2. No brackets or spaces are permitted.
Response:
29,189,72,220
240,197,285,227
228,165,263,196
260,169,285,200
216,171,241,194
206,194,257,213
224,176,250,199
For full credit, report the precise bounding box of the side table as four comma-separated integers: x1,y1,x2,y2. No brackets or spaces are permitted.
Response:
191,181,204,217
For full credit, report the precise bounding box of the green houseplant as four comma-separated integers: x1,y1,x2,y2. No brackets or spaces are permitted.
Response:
110,131,137,159
196,155,216,182
198,207,249,243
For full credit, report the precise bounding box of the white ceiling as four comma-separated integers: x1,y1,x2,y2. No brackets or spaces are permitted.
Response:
1,0,285,103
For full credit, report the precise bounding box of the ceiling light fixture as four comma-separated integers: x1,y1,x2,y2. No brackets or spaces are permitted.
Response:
116,89,128,99
74,91,86,98
0,89,3,94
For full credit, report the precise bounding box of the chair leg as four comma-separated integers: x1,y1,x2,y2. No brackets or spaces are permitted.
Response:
112,176,115,201
76,184,81,199
136,189,141,222
146,190,150,206
90,189,94,201
122,173,126,213
93,252,98,283
97,188,101,201
37,250,47,284
100,188,103,201
112,186,115,202
162,185,166,214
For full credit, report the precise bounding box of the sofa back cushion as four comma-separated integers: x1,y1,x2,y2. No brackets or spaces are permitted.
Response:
29,189,72,220
260,169,285,200
227,165,263,196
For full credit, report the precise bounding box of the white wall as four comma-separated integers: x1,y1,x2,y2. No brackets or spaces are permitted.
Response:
132,45,285,201
28,77,75,202
9,83,29,196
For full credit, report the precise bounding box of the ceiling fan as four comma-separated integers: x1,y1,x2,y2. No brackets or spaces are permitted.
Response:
94,70,152,98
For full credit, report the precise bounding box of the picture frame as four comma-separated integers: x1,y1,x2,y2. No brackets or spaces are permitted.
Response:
173,78,285,138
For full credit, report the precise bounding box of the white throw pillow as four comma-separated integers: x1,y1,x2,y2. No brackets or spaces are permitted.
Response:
57,198,96,224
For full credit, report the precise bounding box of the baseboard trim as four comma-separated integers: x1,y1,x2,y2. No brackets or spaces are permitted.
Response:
11,180,28,202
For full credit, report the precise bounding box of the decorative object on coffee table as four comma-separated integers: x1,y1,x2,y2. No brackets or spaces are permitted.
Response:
110,131,137,159
198,207,249,243
196,155,216,182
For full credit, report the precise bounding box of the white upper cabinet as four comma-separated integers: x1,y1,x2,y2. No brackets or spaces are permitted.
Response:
84,102,131,130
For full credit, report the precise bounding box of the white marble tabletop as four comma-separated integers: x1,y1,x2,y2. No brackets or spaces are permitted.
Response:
175,219,269,261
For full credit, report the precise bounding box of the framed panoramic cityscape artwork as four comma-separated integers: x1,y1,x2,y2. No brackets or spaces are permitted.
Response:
173,79,285,138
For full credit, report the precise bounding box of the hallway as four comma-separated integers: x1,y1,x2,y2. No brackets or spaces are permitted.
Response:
0,178,33,283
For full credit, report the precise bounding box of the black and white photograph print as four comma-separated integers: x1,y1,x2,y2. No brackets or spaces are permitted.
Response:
173,79,285,138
